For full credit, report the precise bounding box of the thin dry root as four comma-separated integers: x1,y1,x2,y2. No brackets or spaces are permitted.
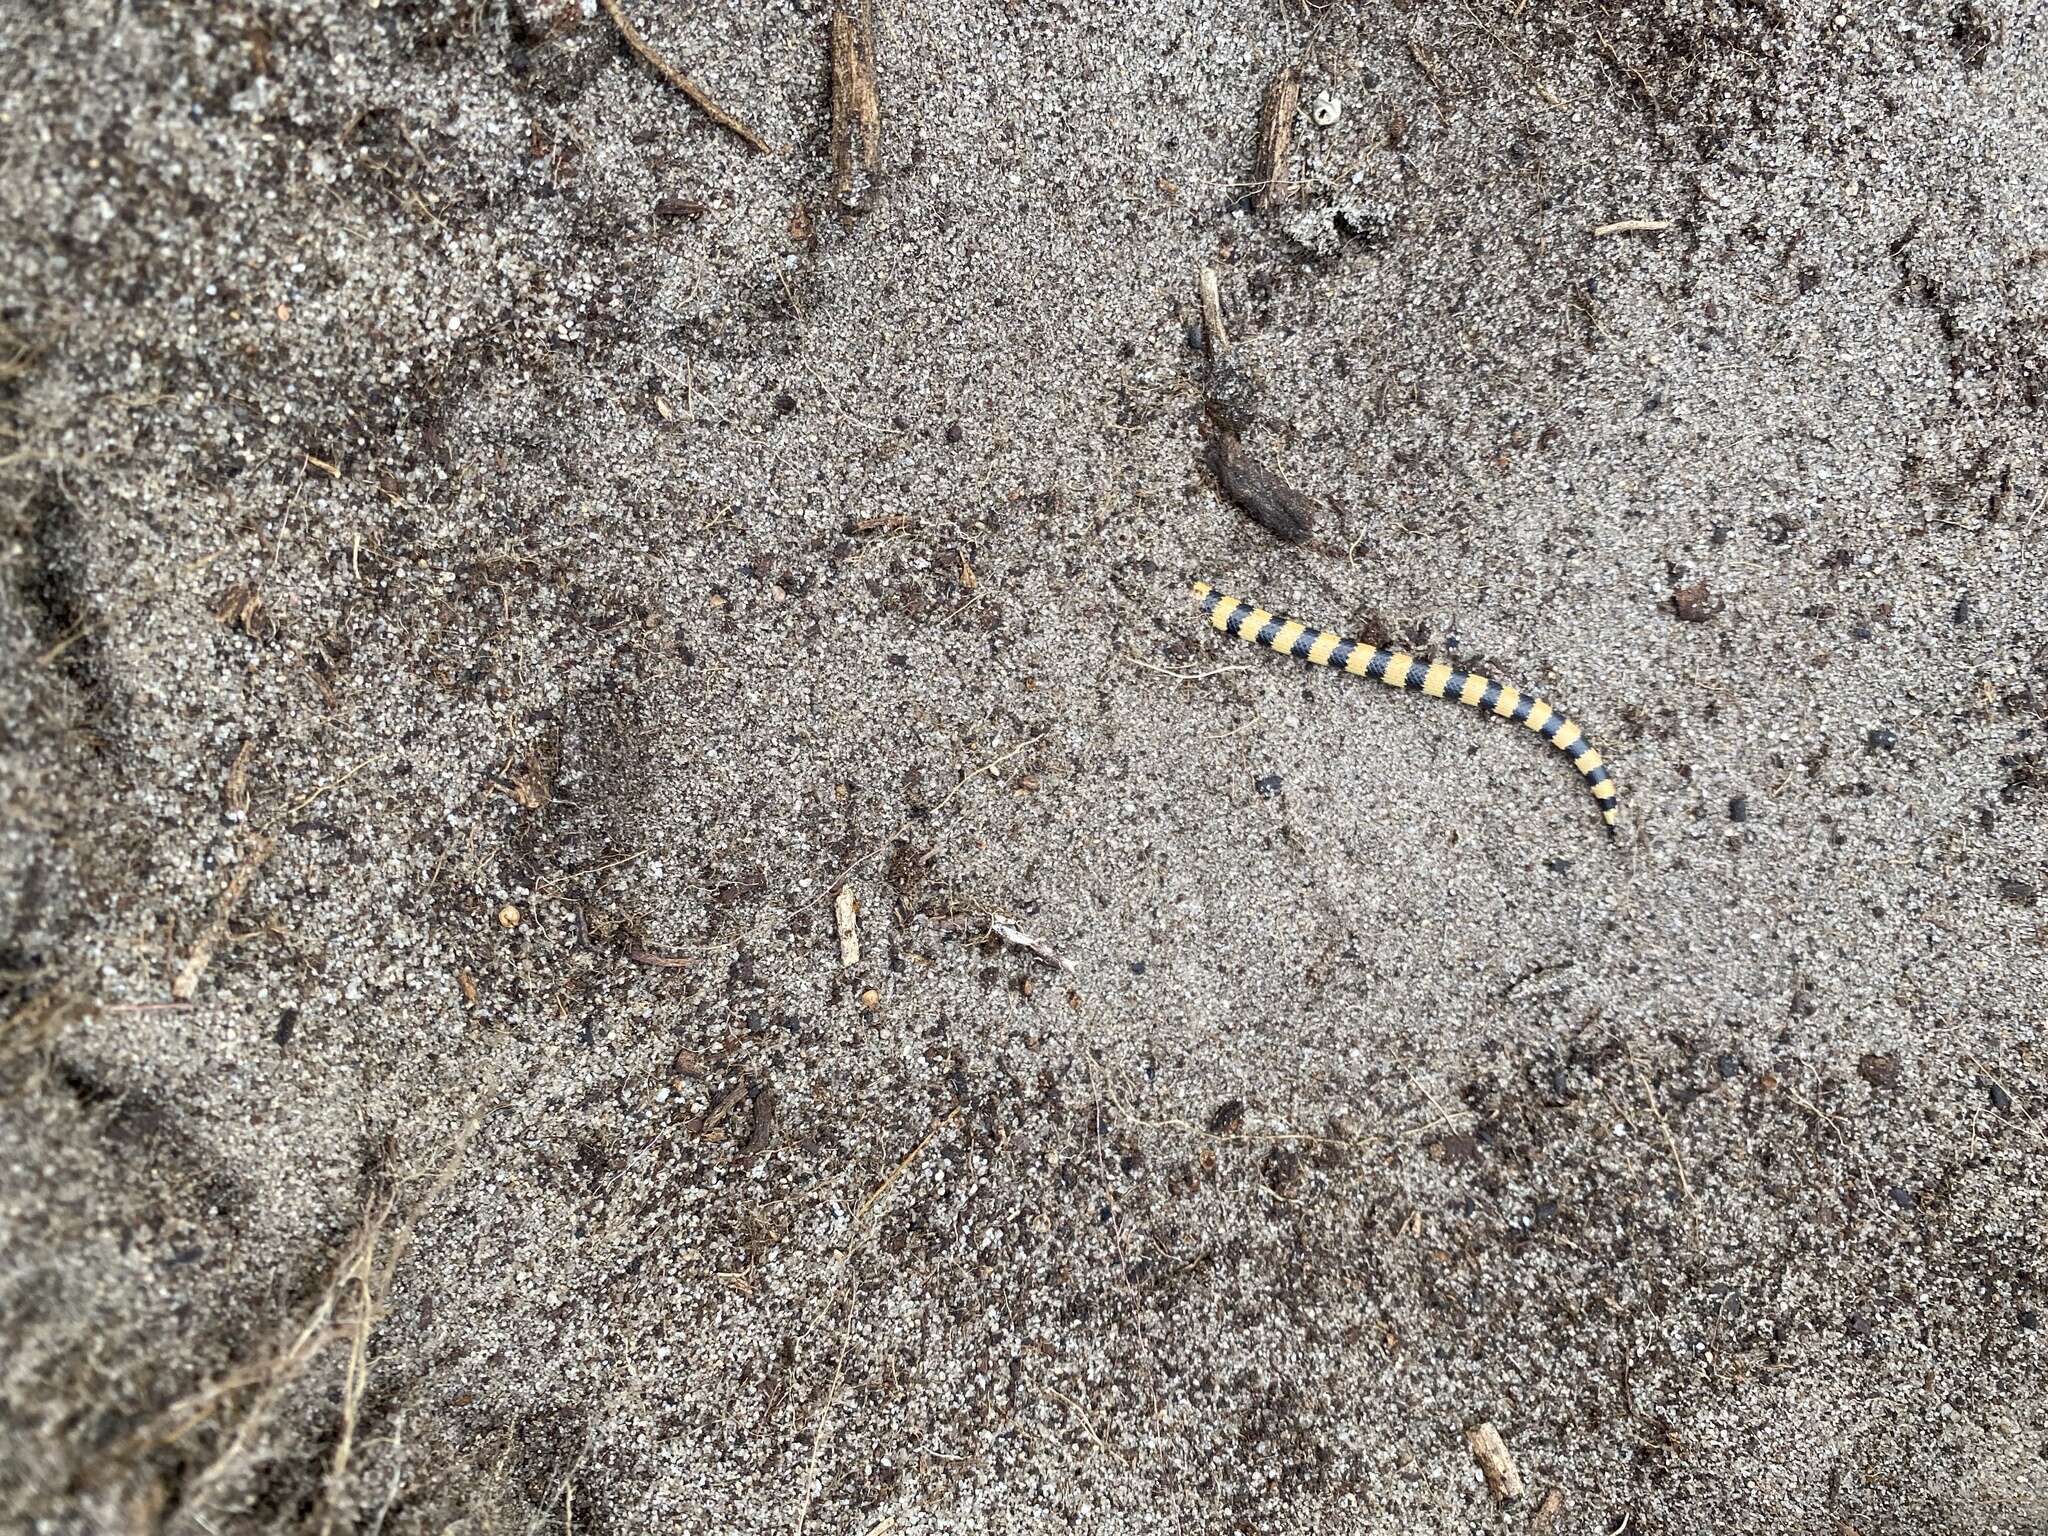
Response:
596,0,772,154
170,834,277,1001
92,1117,478,1526
1,989,92,1065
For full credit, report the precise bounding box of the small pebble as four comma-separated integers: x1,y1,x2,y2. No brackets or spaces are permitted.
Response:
1866,727,1899,750
2019,1309,2040,1331
1729,796,1749,822
497,903,521,929
1310,91,1342,127
1987,1081,2013,1112
1715,1053,1740,1080
1255,773,1283,798
859,986,880,1010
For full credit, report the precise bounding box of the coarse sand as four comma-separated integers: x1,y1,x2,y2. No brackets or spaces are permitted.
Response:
2,0,2045,1531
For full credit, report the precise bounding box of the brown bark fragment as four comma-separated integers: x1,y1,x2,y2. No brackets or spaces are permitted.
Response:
829,1,882,211
1254,66,1301,209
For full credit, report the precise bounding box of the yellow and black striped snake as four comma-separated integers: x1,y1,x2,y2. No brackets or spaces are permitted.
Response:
1191,582,1620,833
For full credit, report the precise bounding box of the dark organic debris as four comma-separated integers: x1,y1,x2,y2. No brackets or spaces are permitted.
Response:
210,581,273,640
743,1085,778,1159
1857,1053,1900,1090
1207,430,1317,545
1670,579,1721,622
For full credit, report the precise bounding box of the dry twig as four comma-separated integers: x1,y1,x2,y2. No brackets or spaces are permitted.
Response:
1198,266,1229,361
1464,1420,1526,1502
596,0,771,154
170,834,277,1001
828,0,883,209
834,884,861,968
985,915,1072,973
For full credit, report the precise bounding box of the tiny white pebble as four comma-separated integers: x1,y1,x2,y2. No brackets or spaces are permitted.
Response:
1311,91,1342,128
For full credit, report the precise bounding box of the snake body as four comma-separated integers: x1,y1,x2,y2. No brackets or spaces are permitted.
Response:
1192,582,1620,833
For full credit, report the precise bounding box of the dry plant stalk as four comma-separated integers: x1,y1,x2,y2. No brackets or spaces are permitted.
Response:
222,740,255,819
2,989,92,1065
170,833,277,1000
1254,66,1301,209
94,1121,477,1527
94,1188,396,1522
0,320,36,380
829,0,883,210
596,0,771,154
0,320,40,470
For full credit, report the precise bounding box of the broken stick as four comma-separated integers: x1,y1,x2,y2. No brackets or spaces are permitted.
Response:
1254,66,1301,210
1198,266,1229,362
597,0,772,155
835,884,861,968
1463,1420,1526,1503
828,0,882,210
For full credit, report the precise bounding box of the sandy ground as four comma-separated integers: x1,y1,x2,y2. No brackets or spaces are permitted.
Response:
3,0,2046,1531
